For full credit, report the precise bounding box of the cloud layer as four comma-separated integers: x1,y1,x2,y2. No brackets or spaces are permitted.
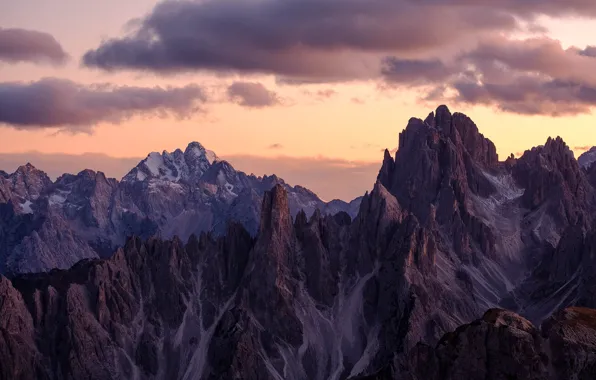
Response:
73,0,596,115
82,0,518,82
0,28,68,64
0,78,207,132
383,37,596,115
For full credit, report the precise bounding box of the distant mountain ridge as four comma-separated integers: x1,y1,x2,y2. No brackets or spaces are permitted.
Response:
0,142,361,274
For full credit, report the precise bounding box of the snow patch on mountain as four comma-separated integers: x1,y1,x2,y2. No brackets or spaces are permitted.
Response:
49,190,69,206
145,152,164,177
123,142,218,184
20,200,33,214
204,150,218,164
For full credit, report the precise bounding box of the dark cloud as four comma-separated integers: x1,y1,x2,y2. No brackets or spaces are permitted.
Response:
268,143,284,149
82,0,518,81
451,37,596,115
381,57,458,85
0,28,68,64
452,78,596,116
0,78,207,132
418,0,596,17
79,0,596,115
383,36,596,116
227,82,280,108
579,46,596,58
463,37,596,87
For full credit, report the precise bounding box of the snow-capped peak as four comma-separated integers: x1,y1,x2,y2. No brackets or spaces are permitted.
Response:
122,142,219,183
145,152,165,177
185,141,218,164
578,147,596,170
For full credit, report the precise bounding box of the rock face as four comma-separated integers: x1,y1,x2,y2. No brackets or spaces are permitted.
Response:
396,307,596,380
579,147,596,170
0,142,361,274
1,105,596,379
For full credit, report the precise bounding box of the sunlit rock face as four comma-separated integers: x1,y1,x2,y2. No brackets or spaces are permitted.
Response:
2,106,596,379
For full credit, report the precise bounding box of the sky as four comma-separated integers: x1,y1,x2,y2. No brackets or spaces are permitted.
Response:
1,0,596,201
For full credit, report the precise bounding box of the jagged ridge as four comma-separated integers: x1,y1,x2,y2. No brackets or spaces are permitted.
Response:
0,142,361,274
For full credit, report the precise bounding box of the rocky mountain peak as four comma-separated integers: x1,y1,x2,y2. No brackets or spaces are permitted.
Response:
184,141,218,163
4,163,52,203
122,141,219,184
377,149,395,186
259,184,293,238
544,136,575,159
407,105,498,168
434,104,453,131
13,162,50,180
513,136,593,228
382,106,498,230
451,111,498,167
579,146,596,169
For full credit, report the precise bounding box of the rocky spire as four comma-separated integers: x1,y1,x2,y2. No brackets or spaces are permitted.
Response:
9,163,52,201
377,149,395,188
513,136,594,229
245,184,302,346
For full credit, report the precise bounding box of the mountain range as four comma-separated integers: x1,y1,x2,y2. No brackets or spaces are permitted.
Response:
0,142,361,274
1,105,596,379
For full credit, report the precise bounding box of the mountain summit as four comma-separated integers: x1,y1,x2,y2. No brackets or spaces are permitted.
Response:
122,142,218,184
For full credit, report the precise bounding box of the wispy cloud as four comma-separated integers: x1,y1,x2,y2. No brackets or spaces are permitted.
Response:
227,82,281,108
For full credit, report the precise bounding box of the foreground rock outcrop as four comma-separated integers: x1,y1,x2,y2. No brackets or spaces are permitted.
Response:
395,307,596,380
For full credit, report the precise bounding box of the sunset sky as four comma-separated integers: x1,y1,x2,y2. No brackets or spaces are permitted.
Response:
1,0,596,201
